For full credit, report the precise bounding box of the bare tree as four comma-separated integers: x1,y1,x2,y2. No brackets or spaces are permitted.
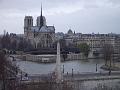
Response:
102,43,114,75
0,51,18,90
1,32,11,49
0,51,7,90
103,44,113,65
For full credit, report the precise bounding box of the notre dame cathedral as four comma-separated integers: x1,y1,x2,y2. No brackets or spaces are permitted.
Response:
24,6,55,48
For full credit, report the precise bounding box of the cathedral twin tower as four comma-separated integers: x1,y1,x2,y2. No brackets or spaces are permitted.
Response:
24,6,46,28
24,6,55,48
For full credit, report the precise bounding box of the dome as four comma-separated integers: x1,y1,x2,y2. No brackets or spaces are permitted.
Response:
68,29,73,34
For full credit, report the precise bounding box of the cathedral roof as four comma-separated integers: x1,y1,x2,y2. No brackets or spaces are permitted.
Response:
31,26,55,33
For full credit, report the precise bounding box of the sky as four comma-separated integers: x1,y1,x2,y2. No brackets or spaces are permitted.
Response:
0,0,120,34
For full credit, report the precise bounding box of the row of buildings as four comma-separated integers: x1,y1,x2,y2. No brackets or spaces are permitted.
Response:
63,30,118,51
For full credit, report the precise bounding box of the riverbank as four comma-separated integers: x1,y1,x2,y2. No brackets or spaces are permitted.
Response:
11,53,103,63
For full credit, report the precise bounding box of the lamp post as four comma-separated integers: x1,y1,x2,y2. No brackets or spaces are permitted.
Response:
63,65,64,74
96,64,98,72
109,58,112,75
72,68,73,77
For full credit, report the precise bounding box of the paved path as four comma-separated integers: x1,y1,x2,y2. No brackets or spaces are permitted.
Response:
17,71,120,84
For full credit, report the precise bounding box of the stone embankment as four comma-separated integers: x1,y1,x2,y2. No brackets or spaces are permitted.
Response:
11,52,103,63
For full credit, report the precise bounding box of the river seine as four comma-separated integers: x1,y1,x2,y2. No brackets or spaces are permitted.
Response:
16,59,104,74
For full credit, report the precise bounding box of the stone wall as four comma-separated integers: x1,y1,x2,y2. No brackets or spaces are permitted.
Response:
67,53,86,60
12,52,103,63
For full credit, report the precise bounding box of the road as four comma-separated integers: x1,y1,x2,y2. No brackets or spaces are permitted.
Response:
17,71,120,83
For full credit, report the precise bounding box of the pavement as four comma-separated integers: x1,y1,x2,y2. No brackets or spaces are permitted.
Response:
16,71,120,83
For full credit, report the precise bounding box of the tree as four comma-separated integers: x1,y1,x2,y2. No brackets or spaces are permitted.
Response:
0,51,18,90
103,43,113,66
102,43,114,75
0,51,7,90
17,38,24,51
53,39,67,50
62,53,67,61
93,51,99,56
10,40,17,50
0,51,6,77
59,39,66,49
77,43,90,57
1,32,11,49
17,38,28,51
0,37,2,49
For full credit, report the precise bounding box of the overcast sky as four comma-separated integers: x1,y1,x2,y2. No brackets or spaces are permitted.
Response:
0,0,120,34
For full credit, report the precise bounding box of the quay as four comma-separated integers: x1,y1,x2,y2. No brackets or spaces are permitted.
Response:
18,71,120,84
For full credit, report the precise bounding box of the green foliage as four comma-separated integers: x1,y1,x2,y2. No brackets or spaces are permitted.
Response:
77,43,90,57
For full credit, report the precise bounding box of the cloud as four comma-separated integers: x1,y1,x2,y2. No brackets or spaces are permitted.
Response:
0,0,120,34
0,0,120,16
109,0,120,4
0,0,120,17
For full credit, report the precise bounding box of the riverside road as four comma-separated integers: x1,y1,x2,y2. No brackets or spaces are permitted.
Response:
19,71,120,83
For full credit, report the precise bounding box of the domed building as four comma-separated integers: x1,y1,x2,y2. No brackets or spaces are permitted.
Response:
24,5,55,48
67,29,73,35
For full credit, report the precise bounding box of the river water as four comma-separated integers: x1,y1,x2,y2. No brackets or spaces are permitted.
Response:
16,59,105,75
15,59,120,90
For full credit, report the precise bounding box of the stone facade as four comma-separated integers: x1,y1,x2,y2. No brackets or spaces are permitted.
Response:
24,6,55,48
76,34,116,52
63,29,119,52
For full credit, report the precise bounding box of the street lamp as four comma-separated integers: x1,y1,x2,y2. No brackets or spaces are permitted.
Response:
63,65,64,74
96,64,98,72
72,68,73,77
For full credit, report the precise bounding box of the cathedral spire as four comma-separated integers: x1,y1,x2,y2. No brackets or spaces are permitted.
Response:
40,3,44,27
41,3,42,17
